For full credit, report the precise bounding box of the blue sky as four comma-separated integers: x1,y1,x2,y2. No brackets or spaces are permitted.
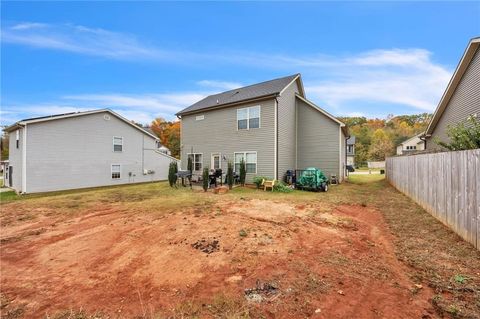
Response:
1,1,479,125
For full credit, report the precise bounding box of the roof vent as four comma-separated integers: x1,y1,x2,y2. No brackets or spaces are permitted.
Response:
216,99,219,104
104,114,111,121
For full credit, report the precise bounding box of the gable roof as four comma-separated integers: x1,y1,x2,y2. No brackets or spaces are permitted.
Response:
398,133,423,146
425,37,480,136
3,109,159,140
347,136,356,145
176,74,304,116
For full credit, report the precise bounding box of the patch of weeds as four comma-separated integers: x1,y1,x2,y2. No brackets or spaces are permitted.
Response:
173,300,202,318
453,274,469,284
2,304,26,319
446,304,460,317
17,213,35,222
239,229,248,237
302,274,330,293
207,293,251,318
46,309,109,319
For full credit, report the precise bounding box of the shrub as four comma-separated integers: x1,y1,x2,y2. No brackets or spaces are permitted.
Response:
202,167,209,192
168,161,178,187
273,181,293,193
435,114,480,150
253,176,268,189
227,161,234,190
239,158,246,186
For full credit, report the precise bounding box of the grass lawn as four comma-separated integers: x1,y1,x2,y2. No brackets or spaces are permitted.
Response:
0,175,478,319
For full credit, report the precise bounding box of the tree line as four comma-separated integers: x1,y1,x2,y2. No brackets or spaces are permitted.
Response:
338,113,431,165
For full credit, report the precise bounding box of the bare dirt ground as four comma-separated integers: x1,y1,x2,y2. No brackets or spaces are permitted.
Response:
0,178,479,319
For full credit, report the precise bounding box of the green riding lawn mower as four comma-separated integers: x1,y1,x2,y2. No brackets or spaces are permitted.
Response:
294,168,329,192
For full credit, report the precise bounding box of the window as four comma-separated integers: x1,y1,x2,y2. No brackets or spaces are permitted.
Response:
16,130,19,149
188,153,203,171
196,115,205,121
348,145,354,153
237,106,260,130
234,152,257,174
113,137,123,152
212,153,221,170
111,165,121,179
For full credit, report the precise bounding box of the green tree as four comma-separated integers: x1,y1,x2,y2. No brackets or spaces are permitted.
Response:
435,115,480,150
239,158,246,186
202,167,209,191
168,161,178,187
227,161,234,190
368,129,394,161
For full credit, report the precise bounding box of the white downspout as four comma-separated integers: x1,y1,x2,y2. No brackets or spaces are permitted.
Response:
274,98,278,180
22,124,27,193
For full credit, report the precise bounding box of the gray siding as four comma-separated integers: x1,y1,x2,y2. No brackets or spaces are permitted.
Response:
23,112,177,193
180,98,275,182
277,79,299,180
427,47,480,150
7,128,23,191
296,98,341,181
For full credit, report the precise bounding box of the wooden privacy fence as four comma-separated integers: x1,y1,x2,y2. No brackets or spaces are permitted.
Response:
386,149,479,249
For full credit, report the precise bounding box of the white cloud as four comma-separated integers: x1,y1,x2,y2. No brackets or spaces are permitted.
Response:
10,22,48,30
1,22,453,116
304,49,451,112
2,22,169,60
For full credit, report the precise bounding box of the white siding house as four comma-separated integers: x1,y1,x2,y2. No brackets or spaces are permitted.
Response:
3,109,178,193
396,134,425,155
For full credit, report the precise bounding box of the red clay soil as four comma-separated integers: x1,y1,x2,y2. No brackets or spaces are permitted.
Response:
1,199,438,318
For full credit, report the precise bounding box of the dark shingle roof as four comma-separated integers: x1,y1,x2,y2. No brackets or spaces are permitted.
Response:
176,74,300,116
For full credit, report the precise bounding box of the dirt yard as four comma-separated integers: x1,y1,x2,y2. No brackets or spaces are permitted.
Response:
1,176,479,319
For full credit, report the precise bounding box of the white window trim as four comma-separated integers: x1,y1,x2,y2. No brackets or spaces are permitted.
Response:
196,115,205,121
237,105,261,130
234,151,258,174
113,136,123,152
187,152,203,172
211,153,221,170
111,164,121,180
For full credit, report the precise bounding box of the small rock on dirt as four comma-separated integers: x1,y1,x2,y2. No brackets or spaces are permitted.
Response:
191,239,220,254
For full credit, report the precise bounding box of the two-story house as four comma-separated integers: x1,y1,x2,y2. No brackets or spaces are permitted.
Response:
396,133,425,155
3,109,179,193
346,136,355,166
424,37,480,149
176,74,348,183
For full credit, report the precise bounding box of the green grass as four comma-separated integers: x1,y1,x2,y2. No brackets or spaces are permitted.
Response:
347,174,385,184
0,190,19,202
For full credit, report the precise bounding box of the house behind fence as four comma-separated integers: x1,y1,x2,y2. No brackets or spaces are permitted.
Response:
386,149,479,249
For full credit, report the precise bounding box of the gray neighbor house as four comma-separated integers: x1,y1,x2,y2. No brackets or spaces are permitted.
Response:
3,109,179,193
424,37,480,149
176,74,348,183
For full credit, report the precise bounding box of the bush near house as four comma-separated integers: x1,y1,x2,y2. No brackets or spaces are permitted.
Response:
435,114,480,150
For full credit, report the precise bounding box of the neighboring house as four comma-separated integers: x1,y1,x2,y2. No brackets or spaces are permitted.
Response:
176,74,348,183
346,136,355,166
424,37,480,150
3,109,179,193
396,133,425,155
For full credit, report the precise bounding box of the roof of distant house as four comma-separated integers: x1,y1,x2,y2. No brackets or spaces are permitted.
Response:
398,133,423,146
347,136,356,145
176,74,304,116
3,109,159,140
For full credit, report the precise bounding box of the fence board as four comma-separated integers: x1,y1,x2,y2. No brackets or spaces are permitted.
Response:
386,149,480,249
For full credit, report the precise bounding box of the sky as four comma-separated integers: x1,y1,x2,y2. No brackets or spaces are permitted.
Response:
1,1,479,125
